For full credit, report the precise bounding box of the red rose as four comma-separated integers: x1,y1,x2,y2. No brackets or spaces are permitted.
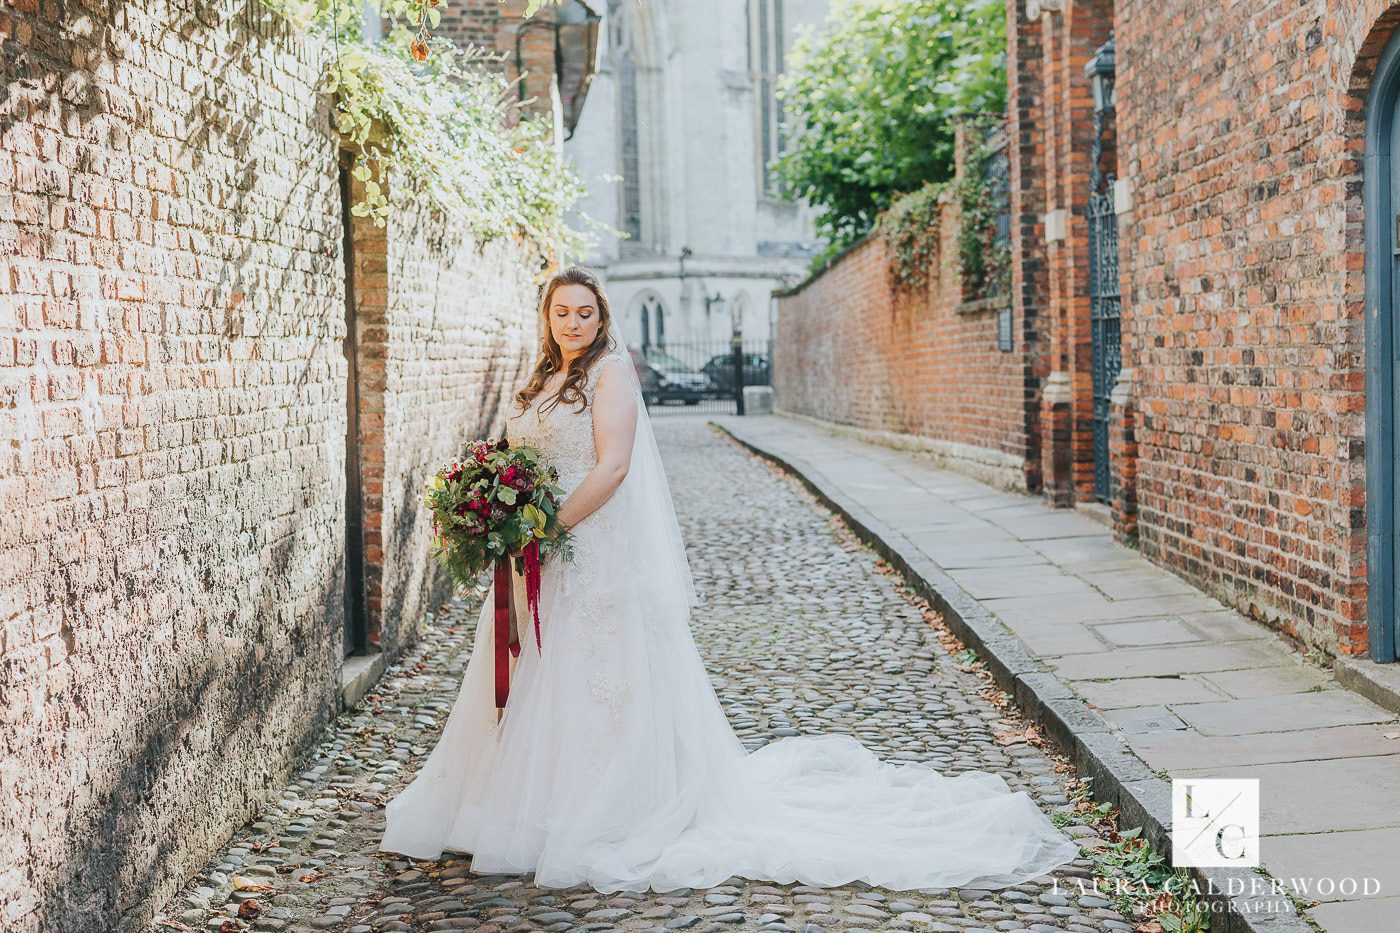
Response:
501,465,519,485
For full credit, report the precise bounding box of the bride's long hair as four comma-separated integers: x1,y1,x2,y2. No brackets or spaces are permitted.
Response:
513,265,618,417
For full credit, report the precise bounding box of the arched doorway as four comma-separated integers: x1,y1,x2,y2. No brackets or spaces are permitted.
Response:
1364,25,1400,662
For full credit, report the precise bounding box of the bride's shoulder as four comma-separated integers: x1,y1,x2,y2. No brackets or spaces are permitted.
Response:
589,350,631,382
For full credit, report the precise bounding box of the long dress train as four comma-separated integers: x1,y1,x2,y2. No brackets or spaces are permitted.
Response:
378,350,1081,892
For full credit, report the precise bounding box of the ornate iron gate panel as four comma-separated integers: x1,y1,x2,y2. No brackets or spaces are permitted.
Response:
1086,36,1120,504
1088,187,1121,503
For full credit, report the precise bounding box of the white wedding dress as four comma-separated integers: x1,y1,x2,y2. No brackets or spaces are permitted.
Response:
379,346,1080,893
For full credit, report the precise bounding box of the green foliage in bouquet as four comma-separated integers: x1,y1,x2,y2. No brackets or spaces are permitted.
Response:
425,439,574,586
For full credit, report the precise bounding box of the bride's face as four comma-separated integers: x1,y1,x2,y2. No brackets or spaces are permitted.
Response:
549,283,603,360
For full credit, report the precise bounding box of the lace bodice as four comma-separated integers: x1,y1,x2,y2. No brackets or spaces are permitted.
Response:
506,352,628,495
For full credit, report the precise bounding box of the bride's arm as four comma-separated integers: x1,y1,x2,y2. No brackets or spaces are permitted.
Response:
554,358,638,530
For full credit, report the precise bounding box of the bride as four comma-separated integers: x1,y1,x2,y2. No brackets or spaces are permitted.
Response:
378,265,1080,893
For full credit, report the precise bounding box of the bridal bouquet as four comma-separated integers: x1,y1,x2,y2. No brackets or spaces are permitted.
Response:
425,437,573,708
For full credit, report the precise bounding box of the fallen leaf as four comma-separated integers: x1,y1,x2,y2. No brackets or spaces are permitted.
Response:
237,899,263,920
231,877,274,892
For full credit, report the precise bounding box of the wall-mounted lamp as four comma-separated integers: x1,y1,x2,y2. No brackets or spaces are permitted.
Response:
1084,35,1116,115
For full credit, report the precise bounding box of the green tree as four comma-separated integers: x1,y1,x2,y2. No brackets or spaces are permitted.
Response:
773,0,1006,265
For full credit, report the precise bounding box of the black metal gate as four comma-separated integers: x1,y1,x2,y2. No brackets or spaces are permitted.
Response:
622,338,772,415
1088,190,1121,503
1087,37,1120,503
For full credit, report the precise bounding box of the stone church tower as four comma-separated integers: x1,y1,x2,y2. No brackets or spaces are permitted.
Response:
564,0,830,349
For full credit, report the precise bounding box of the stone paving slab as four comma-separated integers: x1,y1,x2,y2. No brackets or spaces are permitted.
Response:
1128,723,1400,770
1169,690,1398,736
1266,828,1400,903
712,413,1396,933
1177,755,1400,834
1309,894,1400,932
1073,675,1234,709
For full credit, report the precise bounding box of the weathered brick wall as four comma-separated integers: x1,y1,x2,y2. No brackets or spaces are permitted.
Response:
1112,0,1392,655
0,6,345,930
349,179,540,652
0,3,543,930
773,203,1032,492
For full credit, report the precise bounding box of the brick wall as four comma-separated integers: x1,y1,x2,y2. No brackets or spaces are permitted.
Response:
347,174,540,653
1111,0,1392,655
0,3,542,930
437,0,567,123
773,188,1033,492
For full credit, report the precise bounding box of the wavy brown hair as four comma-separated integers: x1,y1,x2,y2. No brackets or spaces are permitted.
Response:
513,265,619,417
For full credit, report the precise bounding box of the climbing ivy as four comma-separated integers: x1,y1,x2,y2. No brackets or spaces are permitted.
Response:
952,123,1011,302
874,116,1010,299
258,0,589,262
875,180,949,293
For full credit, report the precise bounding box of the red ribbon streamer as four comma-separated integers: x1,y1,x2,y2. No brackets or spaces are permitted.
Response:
492,541,545,713
523,538,543,652
493,558,512,710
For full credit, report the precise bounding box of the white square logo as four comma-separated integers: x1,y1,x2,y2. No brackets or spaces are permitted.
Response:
1172,778,1259,867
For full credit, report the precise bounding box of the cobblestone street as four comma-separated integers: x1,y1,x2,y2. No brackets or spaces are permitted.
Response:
151,420,1132,933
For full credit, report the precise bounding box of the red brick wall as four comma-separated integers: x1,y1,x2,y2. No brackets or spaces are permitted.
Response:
1112,0,1398,655
773,196,1033,490
437,0,566,123
348,177,540,653
0,7,346,930
0,5,541,930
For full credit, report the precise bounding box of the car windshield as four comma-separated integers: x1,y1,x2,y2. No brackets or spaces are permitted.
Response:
641,349,693,372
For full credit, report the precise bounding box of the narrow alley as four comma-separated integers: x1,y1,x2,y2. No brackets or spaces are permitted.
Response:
150,421,1133,933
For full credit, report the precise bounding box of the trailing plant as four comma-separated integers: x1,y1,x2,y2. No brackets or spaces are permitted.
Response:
874,180,948,293
873,115,1011,297
257,0,591,262
953,115,1011,302
1064,777,1214,932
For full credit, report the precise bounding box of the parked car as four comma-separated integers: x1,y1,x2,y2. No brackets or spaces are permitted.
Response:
701,352,770,396
628,347,713,405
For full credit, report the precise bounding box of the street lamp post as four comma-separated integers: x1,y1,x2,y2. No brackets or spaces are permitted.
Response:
728,296,745,416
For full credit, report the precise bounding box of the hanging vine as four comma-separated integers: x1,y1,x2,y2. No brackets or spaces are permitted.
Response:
875,180,950,293
953,116,1012,302
874,114,1012,299
257,0,591,262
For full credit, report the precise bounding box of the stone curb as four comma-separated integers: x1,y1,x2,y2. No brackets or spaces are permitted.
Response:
1335,654,1400,717
710,419,1316,933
